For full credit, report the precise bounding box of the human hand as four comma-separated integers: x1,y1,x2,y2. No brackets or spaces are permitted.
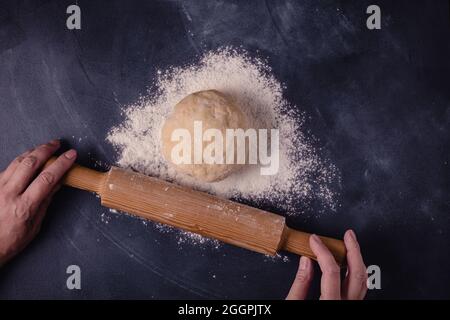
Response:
286,230,367,300
0,140,77,266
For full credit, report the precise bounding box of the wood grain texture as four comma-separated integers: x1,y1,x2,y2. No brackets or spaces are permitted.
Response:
101,167,286,255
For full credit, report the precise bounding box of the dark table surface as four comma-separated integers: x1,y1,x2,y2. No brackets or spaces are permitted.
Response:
0,0,449,299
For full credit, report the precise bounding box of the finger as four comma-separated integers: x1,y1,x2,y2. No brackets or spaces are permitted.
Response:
342,230,367,300
4,140,61,194
310,234,341,300
31,194,52,235
29,197,52,237
30,183,61,236
286,256,314,300
23,149,76,208
0,149,34,185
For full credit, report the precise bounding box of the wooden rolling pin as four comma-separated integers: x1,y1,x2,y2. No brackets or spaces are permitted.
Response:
46,158,346,266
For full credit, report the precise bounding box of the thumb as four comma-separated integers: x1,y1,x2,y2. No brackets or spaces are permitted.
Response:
286,256,314,300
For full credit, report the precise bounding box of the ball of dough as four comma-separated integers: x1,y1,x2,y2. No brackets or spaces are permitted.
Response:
162,90,248,182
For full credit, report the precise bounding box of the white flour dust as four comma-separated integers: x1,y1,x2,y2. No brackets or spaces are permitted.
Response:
153,222,221,249
106,47,340,250
103,208,222,249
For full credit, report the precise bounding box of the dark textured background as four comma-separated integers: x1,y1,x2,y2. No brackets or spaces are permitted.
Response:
0,0,449,299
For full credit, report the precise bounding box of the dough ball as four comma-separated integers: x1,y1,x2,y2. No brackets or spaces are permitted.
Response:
162,90,248,182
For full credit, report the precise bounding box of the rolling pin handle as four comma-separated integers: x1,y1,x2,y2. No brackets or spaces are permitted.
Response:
281,227,347,267
45,157,107,194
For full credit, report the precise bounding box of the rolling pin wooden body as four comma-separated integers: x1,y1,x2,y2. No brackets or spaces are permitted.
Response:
47,158,346,266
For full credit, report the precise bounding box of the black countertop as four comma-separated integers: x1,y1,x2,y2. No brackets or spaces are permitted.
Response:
0,0,449,299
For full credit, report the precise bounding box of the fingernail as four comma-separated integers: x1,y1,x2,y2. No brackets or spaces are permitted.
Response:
311,234,322,244
64,149,77,159
348,229,357,242
48,139,60,146
299,256,310,270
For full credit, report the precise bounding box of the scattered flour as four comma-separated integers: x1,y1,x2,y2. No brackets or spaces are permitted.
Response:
105,47,340,254
263,253,291,263
104,208,221,248
100,212,111,224
153,222,221,249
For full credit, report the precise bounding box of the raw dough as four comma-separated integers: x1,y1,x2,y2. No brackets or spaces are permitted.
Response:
162,90,248,182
